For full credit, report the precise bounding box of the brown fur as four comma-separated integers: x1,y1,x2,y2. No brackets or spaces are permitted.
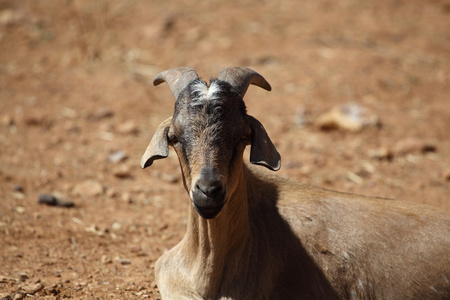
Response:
154,163,450,299
142,67,450,300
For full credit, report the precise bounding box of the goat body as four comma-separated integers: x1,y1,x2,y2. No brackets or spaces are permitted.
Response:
142,67,450,299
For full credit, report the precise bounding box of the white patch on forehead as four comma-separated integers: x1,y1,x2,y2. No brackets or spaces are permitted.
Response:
191,81,222,103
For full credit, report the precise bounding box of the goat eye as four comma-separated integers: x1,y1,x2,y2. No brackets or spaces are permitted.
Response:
169,134,179,144
241,127,251,142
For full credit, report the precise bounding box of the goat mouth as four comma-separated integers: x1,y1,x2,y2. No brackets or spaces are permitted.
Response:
193,202,225,219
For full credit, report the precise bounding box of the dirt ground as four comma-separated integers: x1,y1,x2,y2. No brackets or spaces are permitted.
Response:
1,0,449,298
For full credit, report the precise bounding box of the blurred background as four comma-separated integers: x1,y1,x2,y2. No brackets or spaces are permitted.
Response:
1,0,449,298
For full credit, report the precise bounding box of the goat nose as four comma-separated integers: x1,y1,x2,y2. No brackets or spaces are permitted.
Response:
196,178,223,198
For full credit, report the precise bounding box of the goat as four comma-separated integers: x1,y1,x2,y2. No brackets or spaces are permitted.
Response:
141,67,450,299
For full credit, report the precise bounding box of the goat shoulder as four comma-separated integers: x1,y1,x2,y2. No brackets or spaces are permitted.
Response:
246,164,450,299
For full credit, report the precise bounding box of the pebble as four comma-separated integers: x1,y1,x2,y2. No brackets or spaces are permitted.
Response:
38,194,57,205
106,188,118,198
18,273,29,282
85,225,106,236
1,114,14,126
442,169,450,181
117,121,139,135
98,131,115,141
92,107,114,120
0,9,24,26
14,293,24,299
38,194,75,208
61,107,78,119
367,147,393,160
13,184,24,193
129,245,142,253
121,192,133,203
112,165,132,178
108,151,128,163
315,103,380,132
293,107,313,128
361,162,376,174
12,192,24,200
101,255,113,264
111,222,122,231
24,113,46,126
116,258,131,265
392,138,436,156
347,172,363,185
22,282,44,295
73,180,104,197
44,283,60,295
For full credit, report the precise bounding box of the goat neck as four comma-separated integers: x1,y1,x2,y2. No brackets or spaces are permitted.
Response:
181,163,252,298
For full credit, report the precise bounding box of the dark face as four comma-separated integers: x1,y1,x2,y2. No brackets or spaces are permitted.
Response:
168,79,250,219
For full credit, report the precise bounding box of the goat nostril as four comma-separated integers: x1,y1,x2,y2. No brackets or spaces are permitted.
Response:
196,180,223,198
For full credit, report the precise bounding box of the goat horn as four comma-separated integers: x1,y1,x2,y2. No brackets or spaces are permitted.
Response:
153,67,199,100
218,67,271,99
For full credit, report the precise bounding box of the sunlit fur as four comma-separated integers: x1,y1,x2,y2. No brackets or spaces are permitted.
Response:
144,69,450,300
189,79,223,106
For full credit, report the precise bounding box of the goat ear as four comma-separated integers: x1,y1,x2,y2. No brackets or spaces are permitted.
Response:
248,115,281,171
141,117,172,169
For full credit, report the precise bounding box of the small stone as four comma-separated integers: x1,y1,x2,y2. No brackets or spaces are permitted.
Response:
38,194,57,205
98,131,115,141
24,113,45,126
92,107,114,120
129,245,142,253
361,162,376,174
368,147,393,160
113,165,132,178
108,151,128,163
13,293,24,300
300,165,312,175
347,172,363,185
106,188,118,198
116,258,131,265
442,169,450,181
392,138,437,156
111,222,122,231
18,273,29,282
13,184,24,193
44,283,59,294
101,255,112,264
22,282,44,295
0,9,24,26
293,107,313,127
61,107,78,119
38,194,75,208
121,192,133,203
2,114,14,126
117,121,139,135
315,103,380,132
73,180,103,197
12,192,24,199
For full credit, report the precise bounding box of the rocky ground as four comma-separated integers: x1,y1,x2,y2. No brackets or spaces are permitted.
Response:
1,0,449,298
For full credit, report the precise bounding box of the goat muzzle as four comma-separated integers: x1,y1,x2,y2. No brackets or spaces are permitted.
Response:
191,169,226,219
